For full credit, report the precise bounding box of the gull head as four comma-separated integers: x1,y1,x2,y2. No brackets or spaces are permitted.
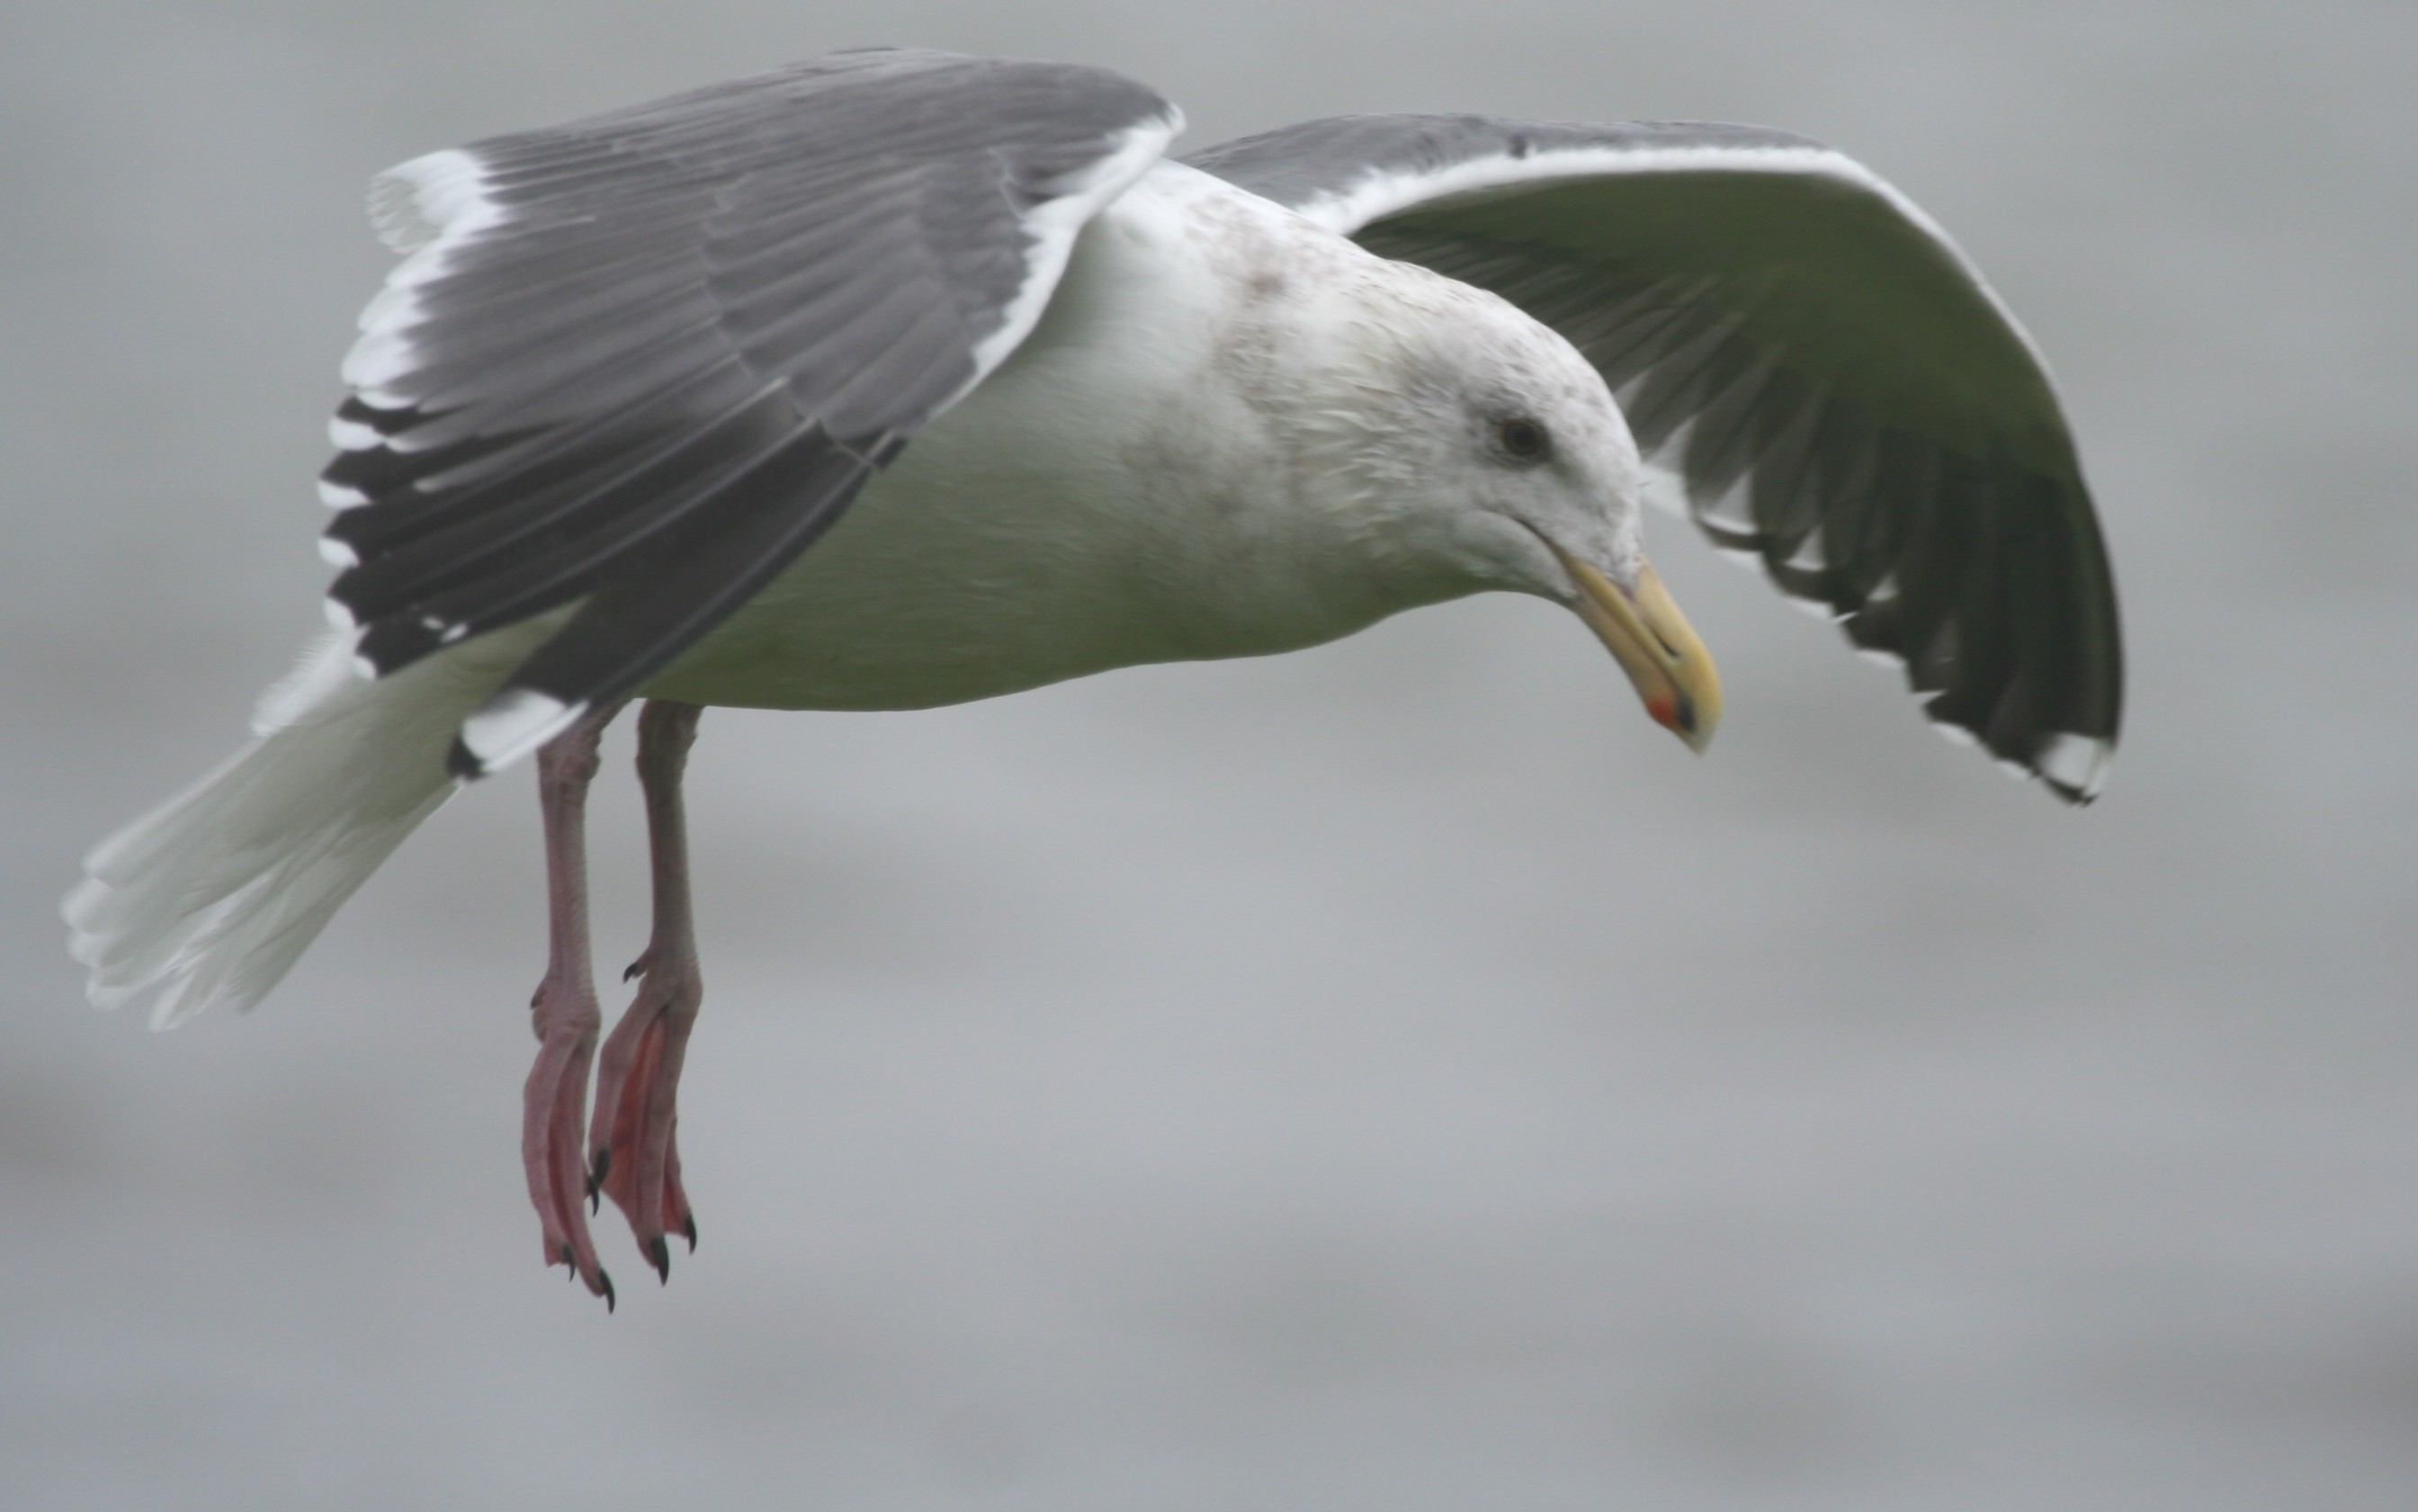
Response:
1302,264,1723,752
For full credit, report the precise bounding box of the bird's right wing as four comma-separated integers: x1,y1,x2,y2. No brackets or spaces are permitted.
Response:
319,49,1179,775
1188,116,2120,801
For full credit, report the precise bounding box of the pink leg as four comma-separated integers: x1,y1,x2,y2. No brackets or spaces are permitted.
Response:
588,699,705,1284
523,702,625,1308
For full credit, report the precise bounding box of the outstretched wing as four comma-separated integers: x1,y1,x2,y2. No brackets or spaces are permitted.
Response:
321,49,1178,776
1188,116,2121,802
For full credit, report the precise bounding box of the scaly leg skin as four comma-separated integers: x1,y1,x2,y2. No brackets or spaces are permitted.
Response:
523,702,626,1309
589,699,705,1284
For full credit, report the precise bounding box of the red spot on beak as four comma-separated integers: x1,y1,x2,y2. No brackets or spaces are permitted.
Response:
1646,694,1679,731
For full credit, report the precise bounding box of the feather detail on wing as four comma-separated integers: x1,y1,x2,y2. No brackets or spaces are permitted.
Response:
325,49,1180,775
1191,115,2120,801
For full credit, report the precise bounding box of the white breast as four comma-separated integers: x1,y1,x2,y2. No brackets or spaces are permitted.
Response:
648,164,1451,713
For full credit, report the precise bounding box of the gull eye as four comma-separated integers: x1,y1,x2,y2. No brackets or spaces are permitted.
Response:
1494,416,1551,462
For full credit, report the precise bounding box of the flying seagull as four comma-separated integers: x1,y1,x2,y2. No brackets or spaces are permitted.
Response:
65,49,2121,1306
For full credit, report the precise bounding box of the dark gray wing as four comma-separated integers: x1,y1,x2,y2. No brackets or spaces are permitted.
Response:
1188,116,2121,802
318,49,1178,775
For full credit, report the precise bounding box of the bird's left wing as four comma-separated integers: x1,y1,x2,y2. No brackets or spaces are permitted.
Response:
1187,116,2120,801
322,49,1178,776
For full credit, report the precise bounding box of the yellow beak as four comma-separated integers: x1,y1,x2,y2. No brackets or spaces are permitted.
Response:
1554,549,1723,753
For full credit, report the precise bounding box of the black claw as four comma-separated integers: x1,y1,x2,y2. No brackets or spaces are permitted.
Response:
558,1241,575,1270
590,1147,611,1188
599,1267,615,1312
622,955,646,982
648,1234,671,1284
681,1212,698,1252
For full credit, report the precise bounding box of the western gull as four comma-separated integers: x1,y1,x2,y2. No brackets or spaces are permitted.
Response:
63,49,2122,1307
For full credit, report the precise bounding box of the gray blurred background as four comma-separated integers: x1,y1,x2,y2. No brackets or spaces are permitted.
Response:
5,2,2414,1508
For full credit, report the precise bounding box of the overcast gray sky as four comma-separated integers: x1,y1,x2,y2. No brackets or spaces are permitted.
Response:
4,3,2414,1508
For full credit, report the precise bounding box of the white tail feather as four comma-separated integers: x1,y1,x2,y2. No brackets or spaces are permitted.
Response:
64,623,551,1029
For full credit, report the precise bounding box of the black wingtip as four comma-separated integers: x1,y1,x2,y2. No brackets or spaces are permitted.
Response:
445,737,487,782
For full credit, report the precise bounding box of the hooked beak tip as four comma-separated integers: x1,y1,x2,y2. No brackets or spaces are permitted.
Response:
1552,550,1723,755
1646,691,1713,753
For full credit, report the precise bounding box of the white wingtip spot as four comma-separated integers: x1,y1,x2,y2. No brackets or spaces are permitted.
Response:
318,479,368,508
318,536,359,568
340,327,416,391
322,596,355,631
356,282,417,337
367,148,500,255
327,416,382,451
343,148,505,407
459,690,583,775
2038,731,2114,799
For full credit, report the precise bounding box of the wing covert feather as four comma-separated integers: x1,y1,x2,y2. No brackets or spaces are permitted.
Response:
322,49,1178,774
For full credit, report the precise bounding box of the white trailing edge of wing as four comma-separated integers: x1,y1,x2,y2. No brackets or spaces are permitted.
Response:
954,110,1186,405
343,148,510,407
1290,138,2056,379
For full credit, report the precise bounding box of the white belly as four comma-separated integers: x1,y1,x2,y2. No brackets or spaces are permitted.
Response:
645,164,1460,712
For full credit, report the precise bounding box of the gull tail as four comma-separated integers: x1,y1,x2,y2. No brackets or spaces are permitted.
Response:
64,622,548,1029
